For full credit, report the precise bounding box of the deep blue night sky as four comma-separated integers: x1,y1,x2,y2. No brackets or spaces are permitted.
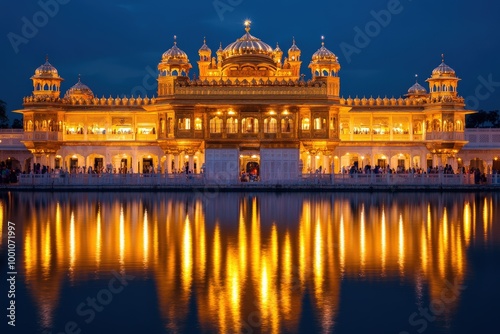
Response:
1,0,499,121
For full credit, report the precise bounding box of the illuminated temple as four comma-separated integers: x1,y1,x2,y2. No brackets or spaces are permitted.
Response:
13,21,500,180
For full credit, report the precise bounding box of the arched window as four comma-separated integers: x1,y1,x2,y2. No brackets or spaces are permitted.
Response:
301,118,310,130
195,118,202,130
281,118,292,133
264,117,277,133
178,117,191,130
313,117,324,130
209,117,222,133
242,117,258,133
227,117,238,134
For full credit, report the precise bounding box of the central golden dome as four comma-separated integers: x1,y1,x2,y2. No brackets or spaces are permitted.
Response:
223,21,274,58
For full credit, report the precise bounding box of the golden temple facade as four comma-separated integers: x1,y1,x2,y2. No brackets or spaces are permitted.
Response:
16,22,479,180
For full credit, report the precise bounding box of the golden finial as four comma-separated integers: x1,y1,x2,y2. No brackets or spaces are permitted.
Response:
78,73,81,82
292,37,296,45
203,36,206,45
45,54,49,62
321,35,325,47
441,53,445,62
174,35,177,45
244,20,251,33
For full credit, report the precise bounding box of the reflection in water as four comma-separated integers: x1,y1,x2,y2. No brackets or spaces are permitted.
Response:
1,192,499,333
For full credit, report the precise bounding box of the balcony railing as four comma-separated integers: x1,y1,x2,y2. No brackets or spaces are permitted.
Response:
425,132,465,141
16,172,500,188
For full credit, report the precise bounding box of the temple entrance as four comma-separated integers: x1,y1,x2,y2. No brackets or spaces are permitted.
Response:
239,152,260,182
493,159,500,173
120,158,128,174
70,158,78,171
94,158,103,172
240,161,260,182
143,158,153,173
470,158,484,173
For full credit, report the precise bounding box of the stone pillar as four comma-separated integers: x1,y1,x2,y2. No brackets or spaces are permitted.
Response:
165,153,172,173
432,154,439,168
132,152,138,174
322,155,330,173
310,151,317,172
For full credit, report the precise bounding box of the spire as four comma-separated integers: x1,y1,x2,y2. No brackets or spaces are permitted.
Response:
441,53,445,63
415,74,418,83
45,54,49,62
321,35,325,47
173,35,177,46
244,20,251,33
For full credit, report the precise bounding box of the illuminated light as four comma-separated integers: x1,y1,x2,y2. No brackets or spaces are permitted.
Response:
228,110,235,115
334,156,338,159
495,157,498,161
69,211,76,277
56,155,62,159
216,111,222,115
96,207,101,267
119,205,125,268
269,110,276,115
143,209,149,268
72,154,77,159
194,156,198,160
381,207,386,273
398,214,405,276
251,155,257,159
360,204,366,272
361,156,364,160
239,155,244,158
181,216,192,294
463,202,471,246
147,155,151,159
315,155,320,159
282,110,289,115
185,155,189,159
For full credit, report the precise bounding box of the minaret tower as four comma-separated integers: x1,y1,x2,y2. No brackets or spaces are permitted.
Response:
157,36,192,96
197,37,212,78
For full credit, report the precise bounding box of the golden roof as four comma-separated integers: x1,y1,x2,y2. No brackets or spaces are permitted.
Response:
222,21,274,58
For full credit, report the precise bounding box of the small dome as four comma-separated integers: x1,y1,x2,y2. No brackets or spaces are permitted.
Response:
408,82,427,95
274,43,282,53
65,76,94,99
432,56,455,75
162,37,189,63
199,38,211,54
312,39,338,62
288,38,300,53
223,21,274,58
35,56,59,77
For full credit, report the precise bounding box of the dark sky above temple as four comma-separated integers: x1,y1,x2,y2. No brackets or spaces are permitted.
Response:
1,0,499,120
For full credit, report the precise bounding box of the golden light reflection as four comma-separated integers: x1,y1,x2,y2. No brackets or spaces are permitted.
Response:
483,197,489,241
360,205,366,271
15,193,496,334
42,222,51,278
314,218,324,297
182,216,192,294
381,207,387,274
119,205,125,269
463,202,471,246
69,211,76,277
96,207,101,267
339,215,345,273
143,209,149,267
398,214,405,275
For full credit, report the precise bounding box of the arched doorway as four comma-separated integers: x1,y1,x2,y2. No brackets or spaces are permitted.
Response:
246,161,260,181
470,158,484,173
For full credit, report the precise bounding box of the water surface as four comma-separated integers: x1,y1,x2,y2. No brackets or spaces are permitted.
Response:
1,191,499,334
